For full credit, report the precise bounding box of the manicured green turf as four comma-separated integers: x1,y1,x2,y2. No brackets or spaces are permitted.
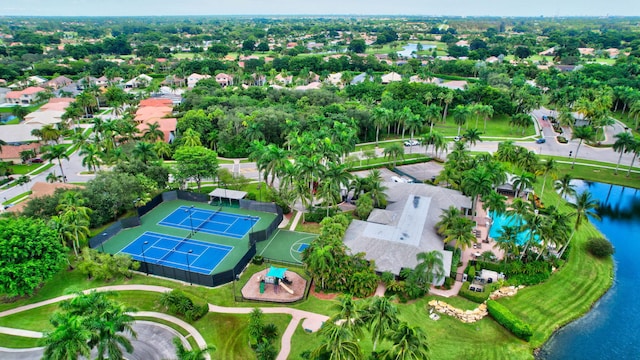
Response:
2,190,31,205
0,333,42,348
8,163,41,174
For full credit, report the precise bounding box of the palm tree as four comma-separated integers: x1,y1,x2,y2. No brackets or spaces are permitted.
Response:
512,171,535,199
425,103,441,132
365,169,387,208
329,295,365,336
462,128,482,147
482,191,507,217
42,314,92,360
495,141,518,163
42,144,70,181
443,217,476,251
79,143,102,173
571,125,596,169
382,321,430,360
519,210,545,260
558,191,600,258
441,92,454,123
414,251,445,286
154,141,173,159
94,302,137,360
57,191,92,255
173,337,216,360
494,225,519,263
613,132,635,175
383,143,405,167
554,174,577,205
436,206,462,235
405,114,424,154
181,128,202,147
143,122,164,142
132,141,158,164
452,105,470,136
626,137,640,177
41,124,62,144
373,107,392,146
536,159,557,195
479,104,494,133
462,166,493,217
362,295,399,351
311,322,362,360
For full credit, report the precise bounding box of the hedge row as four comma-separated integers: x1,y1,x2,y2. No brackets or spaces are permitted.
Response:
458,282,490,303
486,300,533,341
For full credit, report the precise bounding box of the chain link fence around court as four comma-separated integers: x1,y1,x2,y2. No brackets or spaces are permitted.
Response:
241,199,283,245
89,190,270,287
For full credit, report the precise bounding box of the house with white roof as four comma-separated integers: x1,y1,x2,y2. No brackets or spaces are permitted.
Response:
187,73,211,88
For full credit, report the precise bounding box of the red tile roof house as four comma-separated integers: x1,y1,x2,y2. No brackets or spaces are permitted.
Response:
46,76,73,90
134,98,177,143
0,143,41,163
215,73,234,87
5,87,46,105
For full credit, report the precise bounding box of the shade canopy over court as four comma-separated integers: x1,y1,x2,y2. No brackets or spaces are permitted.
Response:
209,188,247,204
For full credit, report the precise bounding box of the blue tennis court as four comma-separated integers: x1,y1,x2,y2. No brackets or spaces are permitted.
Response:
119,232,233,274
158,205,259,239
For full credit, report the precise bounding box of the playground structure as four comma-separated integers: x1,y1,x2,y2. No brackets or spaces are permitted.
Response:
241,267,307,303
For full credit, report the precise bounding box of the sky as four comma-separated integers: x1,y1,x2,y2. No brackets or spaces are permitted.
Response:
1,0,640,17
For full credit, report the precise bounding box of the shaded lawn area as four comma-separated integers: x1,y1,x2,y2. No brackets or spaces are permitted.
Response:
435,113,536,138
0,333,42,348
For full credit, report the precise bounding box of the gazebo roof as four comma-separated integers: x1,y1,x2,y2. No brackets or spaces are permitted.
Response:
208,188,247,200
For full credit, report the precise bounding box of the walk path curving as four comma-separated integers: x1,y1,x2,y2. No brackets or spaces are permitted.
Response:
0,284,329,360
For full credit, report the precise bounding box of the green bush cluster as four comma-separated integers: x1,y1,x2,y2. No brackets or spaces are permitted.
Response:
305,206,339,223
557,136,568,143
486,300,533,341
450,248,462,277
159,290,208,322
586,237,614,258
458,281,494,303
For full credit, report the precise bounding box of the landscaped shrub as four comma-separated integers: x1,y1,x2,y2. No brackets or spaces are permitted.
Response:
458,282,490,303
468,266,476,279
486,300,533,341
450,248,462,277
305,206,339,223
444,276,455,289
557,136,568,143
586,237,614,258
475,260,504,273
252,255,264,265
159,290,208,322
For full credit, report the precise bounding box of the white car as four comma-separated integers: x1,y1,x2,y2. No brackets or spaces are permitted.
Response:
453,136,462,142
404,140,420,146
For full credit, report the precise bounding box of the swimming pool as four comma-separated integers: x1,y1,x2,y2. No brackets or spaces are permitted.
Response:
488,212,537,245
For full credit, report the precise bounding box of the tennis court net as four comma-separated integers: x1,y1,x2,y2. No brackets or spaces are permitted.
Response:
157,236,190,263
195,207,221,234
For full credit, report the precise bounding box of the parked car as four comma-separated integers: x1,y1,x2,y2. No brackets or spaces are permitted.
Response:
29,158,44,163
403,139,420,146
535,138,546,144
453,136,462,142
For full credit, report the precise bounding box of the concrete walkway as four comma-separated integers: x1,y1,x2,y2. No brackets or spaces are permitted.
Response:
0,284,329,360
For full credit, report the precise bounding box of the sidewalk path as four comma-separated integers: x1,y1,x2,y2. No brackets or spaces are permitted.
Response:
0,284,329,360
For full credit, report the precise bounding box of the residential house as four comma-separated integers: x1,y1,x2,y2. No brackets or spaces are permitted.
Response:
46,76,73,90
325,73,342,86
124,74,153,89
0,143,41,163
538,47,555,56
134,98,177,143
273,73,293,86
294,82,323,91
343,182,471,285
381,72,402,84
0,87,10,104
350,72,373,85
5,87,46,105
455,40,469,47
187,73,211,88
438,80,468,91
215,73,234,87
23,98,74,127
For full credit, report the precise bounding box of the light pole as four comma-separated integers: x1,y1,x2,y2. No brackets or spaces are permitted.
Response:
100,232,107,253
185,205,194,235
186,249,193,285
141,240,149,276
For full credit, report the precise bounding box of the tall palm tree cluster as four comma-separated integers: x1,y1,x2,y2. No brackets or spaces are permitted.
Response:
43,291,136,360
302,215,379,298
311,295,430,359
48,191,92,257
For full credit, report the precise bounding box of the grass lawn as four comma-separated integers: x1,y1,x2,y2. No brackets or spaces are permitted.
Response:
295,220,322,234
9,163,42,174
30,163,55,175
552,160,640,188
610,110,639,135
2,190,31,205
434,114,536,138
0,333,42,348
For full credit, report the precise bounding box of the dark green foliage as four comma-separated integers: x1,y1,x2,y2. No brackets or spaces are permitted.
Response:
586,237,614,258
304,206,339,223
0,217,66,297
486,300,533,341
77,248,140,281
458,282,491,303
159,290,208,322
557,136,569,143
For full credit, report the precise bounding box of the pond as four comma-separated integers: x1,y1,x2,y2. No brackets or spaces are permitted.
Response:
538,181,640,359
397,43,435,58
